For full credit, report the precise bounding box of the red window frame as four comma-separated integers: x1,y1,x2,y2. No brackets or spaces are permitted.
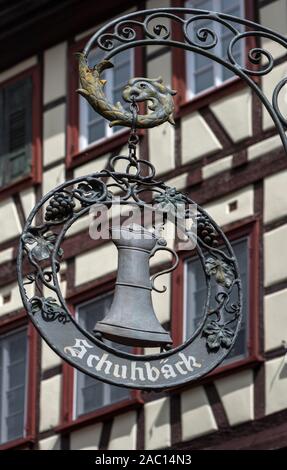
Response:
58,275,143,434
0,310,39,450
171,0,258,117
0,64,42,201
171,217,262,382
67,33,145,170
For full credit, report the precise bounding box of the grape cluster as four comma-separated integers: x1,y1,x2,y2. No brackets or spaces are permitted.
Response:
197,215,218,247
45,192,75,222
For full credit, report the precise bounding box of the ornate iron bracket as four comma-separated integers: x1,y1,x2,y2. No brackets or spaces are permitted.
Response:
17,7,287,390
82,7,287,150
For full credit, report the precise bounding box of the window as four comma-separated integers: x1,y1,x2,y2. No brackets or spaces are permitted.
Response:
0,329,28,444
0,77,32,187
184,237,249,364
79,47,133,151
75,293,130,418
185,0,245,98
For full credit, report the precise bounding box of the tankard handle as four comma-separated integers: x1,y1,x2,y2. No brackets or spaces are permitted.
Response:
149,244,179,293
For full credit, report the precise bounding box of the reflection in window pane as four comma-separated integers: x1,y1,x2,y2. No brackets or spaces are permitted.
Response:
88,119,106,143
0,329,27,444
186,0,244,95
76,293,130,417
184,238,249,364
195,67,214,93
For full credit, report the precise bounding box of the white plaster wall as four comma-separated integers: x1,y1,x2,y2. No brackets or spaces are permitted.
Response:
41,339,62,371
20,187,36,220
205,186,254,227
44,42,67,104
73,154,110,178
39,375,61,432
262,62,287,130
108,411,137,450
65,214,90,237
248,134,283,161
148,122,175,175
264,289,287,351
152,273,171,325
147,51,172,87
43,164,66,196
265,356,287,415
215,370,254,426
202,155,233,180
181,386,217,441
166,173,189,192
264,225,287,287
0,247,13,265
182,113,222,164
145,397,171,450
75,243,117,286
70,423,103,450
0,198,22,243
0,282,33,317
210,89,253,142
260,0,287,60
264,169,287,223
43,104,66,166
38,436,61,450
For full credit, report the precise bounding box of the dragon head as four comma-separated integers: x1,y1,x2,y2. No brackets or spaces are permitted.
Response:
122,77,177,106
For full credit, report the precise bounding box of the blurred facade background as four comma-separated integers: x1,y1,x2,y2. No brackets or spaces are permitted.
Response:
0,0,287,450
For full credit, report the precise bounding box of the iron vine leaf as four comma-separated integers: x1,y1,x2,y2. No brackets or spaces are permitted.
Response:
203,320,234,351
205,257,234,288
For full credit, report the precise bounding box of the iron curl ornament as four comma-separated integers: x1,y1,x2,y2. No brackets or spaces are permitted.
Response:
17,7,287,390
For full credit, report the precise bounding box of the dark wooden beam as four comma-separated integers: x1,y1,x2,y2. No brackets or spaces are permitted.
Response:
0,0,135,72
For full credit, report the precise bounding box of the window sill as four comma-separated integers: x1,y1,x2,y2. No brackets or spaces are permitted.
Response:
0,435,35,450
56,395,143,434
67,129,144,170
0,172,36,202
176,76,245,119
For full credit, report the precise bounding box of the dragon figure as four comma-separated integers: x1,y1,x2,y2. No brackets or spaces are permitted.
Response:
76,52,177,129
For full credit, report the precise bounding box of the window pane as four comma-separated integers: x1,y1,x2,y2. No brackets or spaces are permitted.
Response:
221,0,242,13
88,120,106,143
79,46,132,148
114,62,130,88
0,329,27,444
194,67,214,93
7,387,25,415
185,238,249,364
0,77,32,187
189,0,213,10
76,293,130,417
77,375,104,415
6,413,24,442
113,48,130,67
186,0,244,95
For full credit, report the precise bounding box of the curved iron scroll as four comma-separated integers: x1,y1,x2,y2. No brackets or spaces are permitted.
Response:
83,7,287,153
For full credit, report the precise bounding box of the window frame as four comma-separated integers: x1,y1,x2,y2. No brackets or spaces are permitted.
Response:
0,311,38,450
78,49,134,152
171,217,262,382
58,278,143,434
0,64,42,200
73,292,132,420
67,34,145,170
185,0,245,100
171,0,257,116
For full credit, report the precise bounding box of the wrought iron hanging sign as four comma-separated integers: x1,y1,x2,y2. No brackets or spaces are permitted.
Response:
17,8,287,390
